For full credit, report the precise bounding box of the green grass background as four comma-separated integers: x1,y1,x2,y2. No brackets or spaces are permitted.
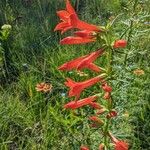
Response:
0,0,150,149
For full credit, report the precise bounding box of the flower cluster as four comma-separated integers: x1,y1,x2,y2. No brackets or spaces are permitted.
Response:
55,0,128,149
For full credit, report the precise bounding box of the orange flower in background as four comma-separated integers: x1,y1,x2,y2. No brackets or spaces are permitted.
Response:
133,69,144,76
54,0,100,34
65,76,103,99
35,82,52,93
80,146,90,150
59,49,104,72
64,95,98,109
113,40,127,48
109,133,128,150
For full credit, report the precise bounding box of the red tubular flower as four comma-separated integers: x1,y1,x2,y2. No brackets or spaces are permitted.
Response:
113,40,127,48
107,110,117,119
64,95,98,109
109,133,129,150
103,92,110,100
96,108,107,115
60,36,95,45
89,102,102,109
58,49,104,72
89,116,104,125
80,146,90,150
55,0,100,33
65,76,103,99
58,55,87,71
102,83,112,92
77,49,104,72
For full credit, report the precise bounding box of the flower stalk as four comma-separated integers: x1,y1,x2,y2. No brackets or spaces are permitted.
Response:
54,1,128,149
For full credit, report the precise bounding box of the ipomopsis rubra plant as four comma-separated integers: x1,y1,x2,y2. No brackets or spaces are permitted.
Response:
55,0,128,150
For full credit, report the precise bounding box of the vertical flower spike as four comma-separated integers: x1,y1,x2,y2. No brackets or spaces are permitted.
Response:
113,40,127,48
65,76,104,99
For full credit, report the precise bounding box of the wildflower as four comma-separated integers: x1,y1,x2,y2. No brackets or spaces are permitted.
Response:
109,133,128,150
107,110,117,119
133,69,144,76
58,55,87,71
64,95,98,109
80,146,90,150
60,30,98,44
102,83,112,92
77,49,104,72
35,82,52,93
89,102,102,109
96,108,107,115
103,92,110,100
54,0,100,33
113,40,127,48
59,49,104,72
89,116,104,125
65,75,104,99
60,36,95,44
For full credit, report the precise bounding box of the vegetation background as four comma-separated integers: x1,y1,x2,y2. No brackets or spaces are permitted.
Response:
0,0,149,149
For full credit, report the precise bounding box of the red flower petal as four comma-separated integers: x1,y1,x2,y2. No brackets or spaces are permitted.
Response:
89,116,104,125
86,63,101,72
54,22,70,31
102,83,112,92
77,20,100,31
89,102,102,109
64,95,98,109
58,55,87,71
66,0,76,15
60,36,95,45
74,30,94,38
65,76,103,99
113,40,127,48
56,10,70,21
109,132,129,150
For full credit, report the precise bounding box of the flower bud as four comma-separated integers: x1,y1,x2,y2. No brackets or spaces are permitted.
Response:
113,40,127,48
